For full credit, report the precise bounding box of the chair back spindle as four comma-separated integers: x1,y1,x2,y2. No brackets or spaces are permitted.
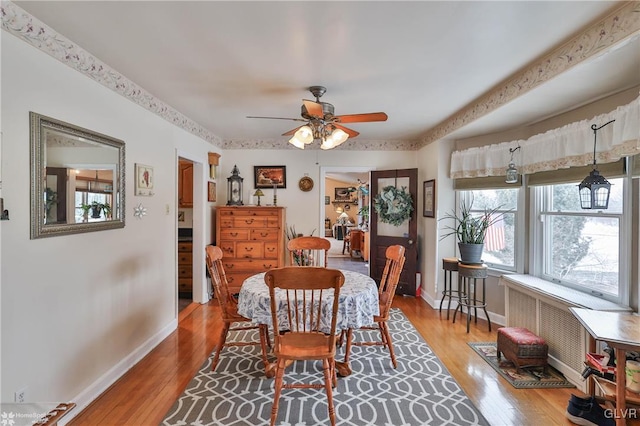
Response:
287,236,331,267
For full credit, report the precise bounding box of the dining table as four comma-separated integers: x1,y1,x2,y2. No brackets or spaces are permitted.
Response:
237,269,380,377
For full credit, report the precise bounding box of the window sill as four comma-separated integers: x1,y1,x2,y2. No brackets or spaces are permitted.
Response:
499,274,631,312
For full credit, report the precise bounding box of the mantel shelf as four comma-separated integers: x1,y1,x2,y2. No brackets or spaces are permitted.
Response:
331,200,358,205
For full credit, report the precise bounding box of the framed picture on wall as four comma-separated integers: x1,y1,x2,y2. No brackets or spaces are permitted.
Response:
334,187,352,201
254,166,286,189
423,179,435,217
135,163,154,196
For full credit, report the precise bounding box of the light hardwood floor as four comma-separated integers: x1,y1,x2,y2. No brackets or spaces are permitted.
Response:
67,291,606,426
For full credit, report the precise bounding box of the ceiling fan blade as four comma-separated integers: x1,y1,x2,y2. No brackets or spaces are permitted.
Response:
302,100,324,118
333,123,360,138
334,112,388,123
282,125,305,137
246,116,307,122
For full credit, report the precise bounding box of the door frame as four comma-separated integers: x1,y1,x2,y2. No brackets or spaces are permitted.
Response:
319,165,374,246
176,151,206,310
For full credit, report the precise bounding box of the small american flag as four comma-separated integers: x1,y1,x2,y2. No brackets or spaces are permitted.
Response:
485,215,506,252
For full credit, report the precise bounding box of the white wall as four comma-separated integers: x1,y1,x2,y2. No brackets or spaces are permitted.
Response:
220,149,417,240
1,33,218,412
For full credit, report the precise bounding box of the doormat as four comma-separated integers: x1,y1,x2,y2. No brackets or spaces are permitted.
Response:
468,342,575,389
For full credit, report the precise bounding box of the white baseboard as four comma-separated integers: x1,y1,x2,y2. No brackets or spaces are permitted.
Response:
421,294,506,327
60,319,178,425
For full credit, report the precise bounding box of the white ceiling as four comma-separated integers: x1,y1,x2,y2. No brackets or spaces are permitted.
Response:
13,1,640,147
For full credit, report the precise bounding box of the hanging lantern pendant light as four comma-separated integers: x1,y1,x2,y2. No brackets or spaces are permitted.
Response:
578,120,615,210
505,146,521,184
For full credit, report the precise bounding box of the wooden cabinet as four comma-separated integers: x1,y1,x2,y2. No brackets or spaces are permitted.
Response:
178,161,193,207
178,241,193,294
363,231,370,262
216,206,286,294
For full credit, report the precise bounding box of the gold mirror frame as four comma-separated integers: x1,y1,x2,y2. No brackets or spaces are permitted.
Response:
30,112,125,239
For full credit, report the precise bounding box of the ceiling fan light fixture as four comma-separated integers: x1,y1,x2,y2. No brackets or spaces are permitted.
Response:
320,139,336,150
331,128,349,145
296,125,314,144
288,125,314,149
288,136,305,149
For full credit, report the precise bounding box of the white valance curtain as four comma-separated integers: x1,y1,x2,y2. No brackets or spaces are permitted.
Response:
450,93,640,179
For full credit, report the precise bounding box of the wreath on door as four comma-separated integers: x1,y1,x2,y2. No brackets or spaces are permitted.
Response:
373,185,414,226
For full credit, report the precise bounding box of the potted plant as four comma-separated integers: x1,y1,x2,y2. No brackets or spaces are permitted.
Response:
440,198,506,264
81,201,111,219
358,205,369,229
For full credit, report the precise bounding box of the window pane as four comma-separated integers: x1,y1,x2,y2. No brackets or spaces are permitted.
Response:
545,215,619,296
470,188,517,210
483,212,515,267
551,178,623,213
466,188,518,269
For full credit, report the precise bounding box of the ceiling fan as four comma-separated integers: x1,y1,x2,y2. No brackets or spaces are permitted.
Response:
247,86,388,150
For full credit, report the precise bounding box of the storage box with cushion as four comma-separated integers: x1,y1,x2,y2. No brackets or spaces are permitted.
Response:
497,327,548,373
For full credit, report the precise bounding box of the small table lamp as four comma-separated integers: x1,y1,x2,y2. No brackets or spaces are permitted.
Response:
338,212,350,224
253,189,265,206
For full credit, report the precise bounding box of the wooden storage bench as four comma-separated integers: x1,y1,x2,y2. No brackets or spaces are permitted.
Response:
497,327,548,373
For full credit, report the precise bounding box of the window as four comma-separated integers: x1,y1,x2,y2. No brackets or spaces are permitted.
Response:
533,178,626,303
460,188,520,271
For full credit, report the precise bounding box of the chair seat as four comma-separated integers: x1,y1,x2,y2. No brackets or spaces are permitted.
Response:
276,332,335,359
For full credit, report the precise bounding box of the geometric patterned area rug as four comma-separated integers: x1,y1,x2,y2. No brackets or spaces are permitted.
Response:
162,309,490,425
468,342,575,389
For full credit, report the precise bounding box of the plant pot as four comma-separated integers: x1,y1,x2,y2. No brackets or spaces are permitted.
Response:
458,242,484,264
91,206,102,218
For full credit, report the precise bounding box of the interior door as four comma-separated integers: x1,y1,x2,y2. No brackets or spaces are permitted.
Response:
370,169,418,296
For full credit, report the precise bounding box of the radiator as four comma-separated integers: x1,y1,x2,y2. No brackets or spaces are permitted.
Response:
505,282,588,391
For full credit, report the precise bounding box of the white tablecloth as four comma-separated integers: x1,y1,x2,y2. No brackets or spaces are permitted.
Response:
237,269,379,332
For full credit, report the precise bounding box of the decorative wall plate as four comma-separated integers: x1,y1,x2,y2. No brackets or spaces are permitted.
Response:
298,176,314,192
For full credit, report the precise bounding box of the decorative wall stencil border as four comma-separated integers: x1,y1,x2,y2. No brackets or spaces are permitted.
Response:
1,1,222,147
419,1,640,147
219,138,419,151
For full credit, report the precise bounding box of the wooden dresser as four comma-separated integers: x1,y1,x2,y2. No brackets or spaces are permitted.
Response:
177,241,193,294
215,206,286,293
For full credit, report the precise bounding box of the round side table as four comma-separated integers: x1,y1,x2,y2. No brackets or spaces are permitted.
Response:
439,258,461,320
452,263,491,333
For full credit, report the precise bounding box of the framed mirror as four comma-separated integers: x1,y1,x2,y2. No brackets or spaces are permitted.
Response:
30,112,125,239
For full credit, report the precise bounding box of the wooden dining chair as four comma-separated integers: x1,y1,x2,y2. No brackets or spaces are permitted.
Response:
341,225,350,254
205,245,270,372
287,236,331,267
346,229,364,259
264,266,345,426
342,245,406,368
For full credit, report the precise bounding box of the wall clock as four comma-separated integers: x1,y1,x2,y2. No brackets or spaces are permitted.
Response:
298,176,314,192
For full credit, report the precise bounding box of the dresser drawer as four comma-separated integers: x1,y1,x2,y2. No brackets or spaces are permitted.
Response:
178,252,193,264
236,242,264,259
219,209,279,217
219,242,235,257
178,278,192,293
220,229,251,240
233,216,271,228
250,229,280,241
226,272,254,293
264,242,279,258
178,242,193,252
178,265,192,278
221,258,279,272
